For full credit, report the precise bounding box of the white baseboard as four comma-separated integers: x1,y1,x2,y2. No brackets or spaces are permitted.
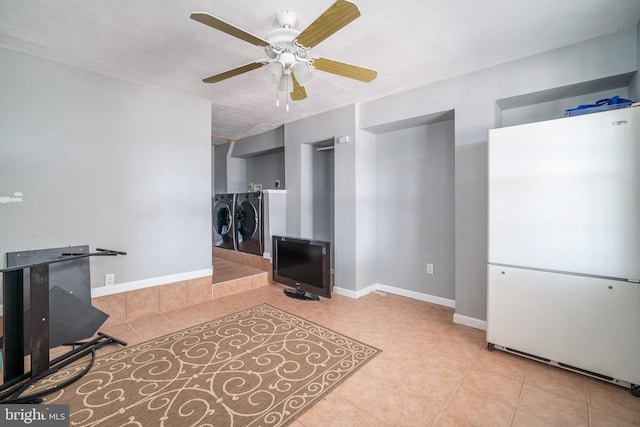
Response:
332,283,377,299
333,283,455,308
333,283,487,330
453,313,487,330
376,283,456,308
91,268,213,298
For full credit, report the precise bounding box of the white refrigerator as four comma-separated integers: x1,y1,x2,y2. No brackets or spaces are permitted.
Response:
487,106,640,394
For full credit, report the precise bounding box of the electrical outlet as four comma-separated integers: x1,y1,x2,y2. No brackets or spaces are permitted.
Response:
105,273,115,286
427,263,434,275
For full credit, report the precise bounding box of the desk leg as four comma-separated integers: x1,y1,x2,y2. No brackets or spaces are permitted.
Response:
30,264,50,377
2,270,24,382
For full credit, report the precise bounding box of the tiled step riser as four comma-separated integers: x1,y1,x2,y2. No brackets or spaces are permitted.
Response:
213,246,273,285
213,246,270,271
89,252,271,325
92,276,213,326
91,273,270,325
213,272,269,299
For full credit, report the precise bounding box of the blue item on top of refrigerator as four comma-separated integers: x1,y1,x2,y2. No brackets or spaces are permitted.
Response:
564,95,633,116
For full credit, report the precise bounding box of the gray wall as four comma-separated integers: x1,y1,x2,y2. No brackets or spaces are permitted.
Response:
233,126,284,157
219,126,286,193
630,25,640,100
360,28,637,321
226,144,246,193
311,146,334,246
285,105,359,289
245,151,285,191
213,143,228,194
374,120,455,299
0,48,212,288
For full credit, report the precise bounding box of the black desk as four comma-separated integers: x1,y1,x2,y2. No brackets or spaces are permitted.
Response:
1,248,125,383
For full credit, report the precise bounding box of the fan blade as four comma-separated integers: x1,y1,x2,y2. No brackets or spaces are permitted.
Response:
202,62,264,83
290,73,308,101
296,0,360,48
191,12,269,47
311,57,377,82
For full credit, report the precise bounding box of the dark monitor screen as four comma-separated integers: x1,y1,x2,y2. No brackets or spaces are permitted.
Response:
277,240,323,287
272,236,330,299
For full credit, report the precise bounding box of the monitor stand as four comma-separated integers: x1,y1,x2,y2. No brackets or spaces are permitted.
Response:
283,288,319,301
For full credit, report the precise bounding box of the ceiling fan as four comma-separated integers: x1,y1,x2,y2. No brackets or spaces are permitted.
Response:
190,0,377,110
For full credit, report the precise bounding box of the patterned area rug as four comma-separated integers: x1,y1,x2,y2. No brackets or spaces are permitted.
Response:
33,304,380,426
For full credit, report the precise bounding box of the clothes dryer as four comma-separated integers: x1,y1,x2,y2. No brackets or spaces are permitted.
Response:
235,192,263,256
213,193,236,250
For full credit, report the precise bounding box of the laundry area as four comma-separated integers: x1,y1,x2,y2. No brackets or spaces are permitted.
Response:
213,189,287,256
212,125,289,262
213,192,264,256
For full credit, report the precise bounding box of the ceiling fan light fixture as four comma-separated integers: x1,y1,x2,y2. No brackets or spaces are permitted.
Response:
278,70,293,92
263,61,283,84
292,62,313,85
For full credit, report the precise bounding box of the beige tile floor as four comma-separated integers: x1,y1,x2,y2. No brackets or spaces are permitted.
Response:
90,282,640,426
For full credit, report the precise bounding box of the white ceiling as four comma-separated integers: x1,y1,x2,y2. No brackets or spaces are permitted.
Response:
1,1,639,141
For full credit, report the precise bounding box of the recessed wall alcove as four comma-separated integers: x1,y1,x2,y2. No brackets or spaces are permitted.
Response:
362,109,456,300
496,73,635,128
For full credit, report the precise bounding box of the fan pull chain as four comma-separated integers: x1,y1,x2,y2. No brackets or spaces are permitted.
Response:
286,76,290,112
275,82,280,107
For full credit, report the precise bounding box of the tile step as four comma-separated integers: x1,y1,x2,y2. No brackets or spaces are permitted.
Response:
212,271,269,299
